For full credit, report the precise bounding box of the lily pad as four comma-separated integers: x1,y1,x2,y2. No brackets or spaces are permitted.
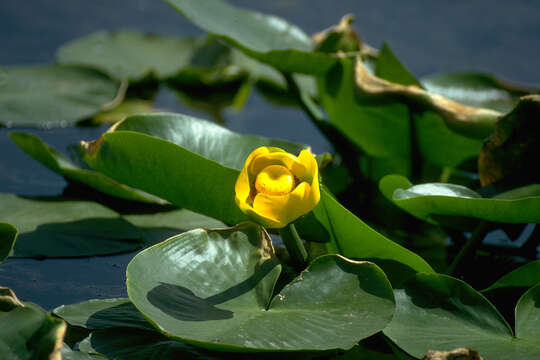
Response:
127,223,395,351
9,132,165,204
383,273,540,359
0,194,144,257
166,0,336,75
57,31,201,81
0,222,17,263
0,299,66,360
0,65,119,128
484,260,540,292
379,175,540,226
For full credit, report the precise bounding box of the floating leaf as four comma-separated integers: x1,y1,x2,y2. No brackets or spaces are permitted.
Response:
57,31,201,81
0,65,119,128
127,223,395,351
61,344,106,360
0,299,66,360
91,99,157,125
379,175,540,226
479,95,540,187
421,71,534,113
166,0,336,75
0,194,144,257
0,222,17,263
484,260,540,292
9,132,165,204
383,273,540,359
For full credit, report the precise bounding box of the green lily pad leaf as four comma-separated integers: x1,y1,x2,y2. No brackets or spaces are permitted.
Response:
9,132,165,204
127,223,395,351
484,260,540,292
91,99,157,125
0,301,66,360
383,273,540,359
166,0,336,75
0,65,120,128
314,190,435,286
421,71,533,113
54,298,153,331
379,175,540,226
57,31,201,81
61,343,107,360
0,194,144,257
0,222,17,264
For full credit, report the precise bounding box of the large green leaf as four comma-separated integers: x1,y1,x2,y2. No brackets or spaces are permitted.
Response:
9,132,165,204
0,65,119,127
383,273,540,359
0,194,144,257
0,300,66,359
379,175,540,225
421,72,531,113
61,344,107,360
82,113,433,279
111,113,306,170
127,223,395,351
0,222,17,264
57,31,201,81
314,190,435,286
484,260,540,292
166,0,336,75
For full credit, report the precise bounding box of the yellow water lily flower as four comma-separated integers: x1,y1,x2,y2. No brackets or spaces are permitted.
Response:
235,146,320,228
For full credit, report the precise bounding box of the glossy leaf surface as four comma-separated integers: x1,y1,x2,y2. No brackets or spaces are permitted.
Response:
0,65,119,127
127,223,395,351
384,273,540,359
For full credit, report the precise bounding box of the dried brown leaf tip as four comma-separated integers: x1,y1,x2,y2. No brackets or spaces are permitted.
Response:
479,95,540,188
422,347,483,360
0,286,24,311
312,14,371,55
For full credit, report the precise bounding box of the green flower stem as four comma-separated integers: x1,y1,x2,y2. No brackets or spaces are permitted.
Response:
279,223,308,272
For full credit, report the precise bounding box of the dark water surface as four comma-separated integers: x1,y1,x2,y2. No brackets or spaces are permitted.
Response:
1,0,539,309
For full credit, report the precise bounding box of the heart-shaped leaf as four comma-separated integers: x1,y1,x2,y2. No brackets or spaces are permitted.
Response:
484,260,540,292
0,222,17,264
383,273,540,359
9,132,165,204
57,31,201,81
0,65,119,128
0,194,144,257
127,223,395,351
166,0,336,75
379,175,540,226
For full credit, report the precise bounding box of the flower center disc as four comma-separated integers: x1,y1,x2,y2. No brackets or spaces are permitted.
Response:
255,165,295,196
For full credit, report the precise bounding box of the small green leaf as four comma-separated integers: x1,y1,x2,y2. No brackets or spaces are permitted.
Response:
484,260,540,292
9,132,165,204
127,223,395,351
0,194,144,257
0,300,66,360
0,65,120,128
379,175,540,226
384,273,540,359
166,0,336,75
57,31,201,81
0,222,17,263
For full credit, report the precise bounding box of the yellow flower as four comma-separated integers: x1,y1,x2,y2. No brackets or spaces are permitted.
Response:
235,146,320,228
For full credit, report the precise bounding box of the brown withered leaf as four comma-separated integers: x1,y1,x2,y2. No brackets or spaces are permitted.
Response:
422,347,483,360
479,95,540,187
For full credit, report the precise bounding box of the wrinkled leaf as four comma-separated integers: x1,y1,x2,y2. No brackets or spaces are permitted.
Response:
0,301,66,360
484,260,540,292
421,71,533,113
0,194,144,257
127,223,395,351
9,132,165,204
166,0,336,75
379,175,540,226
57,31,201,81
384,273,540,359
0,222,17,264
479,95,540,187
0,65,119,128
